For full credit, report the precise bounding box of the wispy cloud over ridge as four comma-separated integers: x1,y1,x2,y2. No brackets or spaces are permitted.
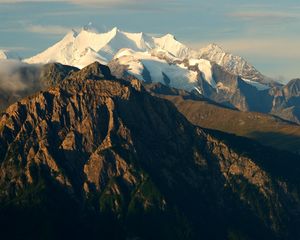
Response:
0,0,169,5
25,24,75,35
0,0,175,12
229,11,300,21
0,60,42,92
0,22,76,36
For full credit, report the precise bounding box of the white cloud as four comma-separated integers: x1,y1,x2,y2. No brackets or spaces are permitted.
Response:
228,10,300,22
226,9,300,28
0,22,76,36
0,46,31,51
191,37,300,59
0,60,42,92
25,24,74,35
0,0,178,14
220,38,300,59
0,0,148,4
0,0,175,8
0,0,171,11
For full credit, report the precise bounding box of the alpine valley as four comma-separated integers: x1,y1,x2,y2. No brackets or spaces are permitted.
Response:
1,26,300,240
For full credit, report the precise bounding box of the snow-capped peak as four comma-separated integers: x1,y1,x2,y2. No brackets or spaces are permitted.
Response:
153,33,189,59
24,26,192,68
82,22,98,33
0,49,21,60
162,33,176,40
108,27,118,35
23,25,267,85
198,43,265,82
201,43,224,53
198,43,226,59
0,50,8,60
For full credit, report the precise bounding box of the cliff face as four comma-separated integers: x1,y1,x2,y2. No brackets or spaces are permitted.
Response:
197,43,266,82
0,62,300,240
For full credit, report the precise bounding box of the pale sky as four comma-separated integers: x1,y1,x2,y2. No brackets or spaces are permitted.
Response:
0,0,300,81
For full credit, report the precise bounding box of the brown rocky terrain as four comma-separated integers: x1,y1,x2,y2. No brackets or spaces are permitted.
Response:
0,62,300,239
144,82,300,155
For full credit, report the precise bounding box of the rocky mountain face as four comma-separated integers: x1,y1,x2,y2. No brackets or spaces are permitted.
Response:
109,58,300,124
1,62,300,239
195,69,300,123
109,54,269,106
195,63,273,112
196,43,266,83
271,79,300,123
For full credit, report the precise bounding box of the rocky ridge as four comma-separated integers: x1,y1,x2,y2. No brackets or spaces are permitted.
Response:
0,62,300,239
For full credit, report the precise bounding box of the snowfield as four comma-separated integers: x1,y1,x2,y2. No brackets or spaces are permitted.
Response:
23,26,270,92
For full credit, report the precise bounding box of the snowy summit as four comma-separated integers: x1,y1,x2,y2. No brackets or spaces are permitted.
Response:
24,26,269,92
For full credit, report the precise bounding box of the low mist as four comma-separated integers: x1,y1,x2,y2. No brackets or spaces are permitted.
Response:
0,60,43,92
0,60,46,110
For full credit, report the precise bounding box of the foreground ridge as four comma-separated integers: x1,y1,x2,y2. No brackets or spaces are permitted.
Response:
0,62,300,239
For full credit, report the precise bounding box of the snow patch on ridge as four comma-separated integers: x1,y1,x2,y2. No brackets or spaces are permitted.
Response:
189,58,216,88
0,51,8,60
153,34,189,59
0,50,21,60
114,49,198,91
242,78,270,91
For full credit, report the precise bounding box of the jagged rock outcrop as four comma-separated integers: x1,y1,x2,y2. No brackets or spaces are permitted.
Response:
0,62,300,240
196,43,266,83
40,62,78,86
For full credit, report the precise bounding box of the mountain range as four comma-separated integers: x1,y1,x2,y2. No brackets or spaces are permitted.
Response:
24,26,265,85
2,26,294,124
1,62,300,240
1,26,300,239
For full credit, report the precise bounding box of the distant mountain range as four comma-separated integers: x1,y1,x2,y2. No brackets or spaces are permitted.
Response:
0,26,290,123
1,26,300,124
24,27,267,85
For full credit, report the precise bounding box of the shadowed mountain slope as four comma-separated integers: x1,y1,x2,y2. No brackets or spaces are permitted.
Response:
145,82,300,155
0,63,300,239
